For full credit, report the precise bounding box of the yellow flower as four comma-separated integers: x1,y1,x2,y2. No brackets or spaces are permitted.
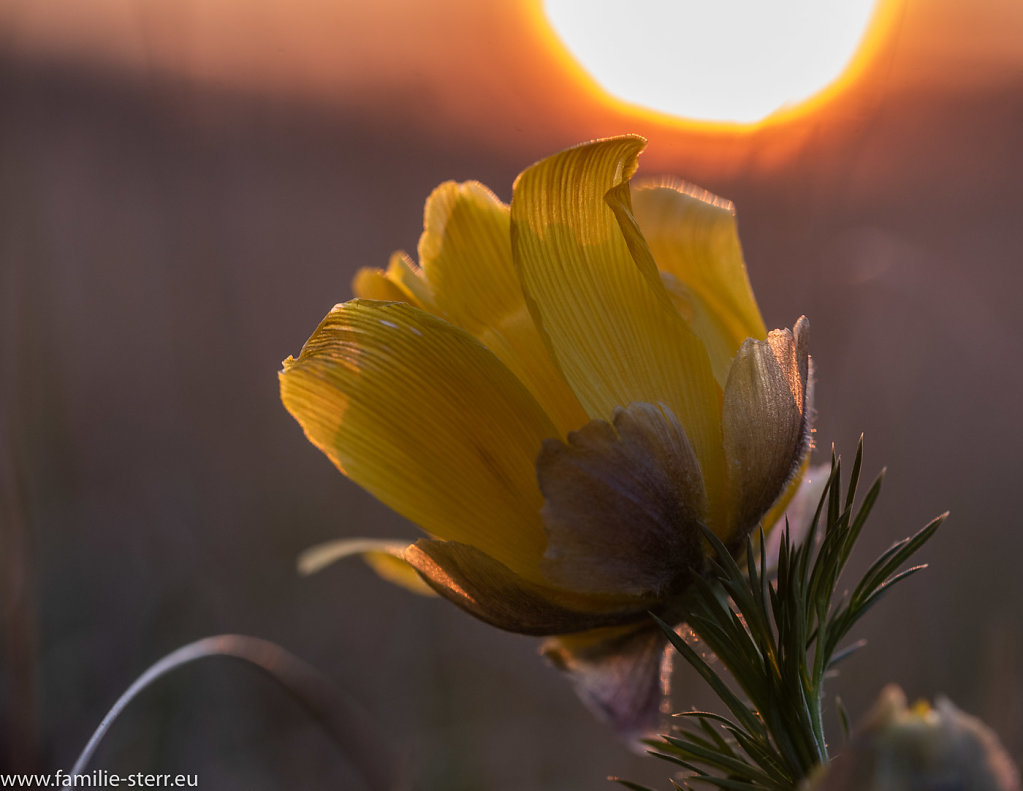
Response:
280,136,812,737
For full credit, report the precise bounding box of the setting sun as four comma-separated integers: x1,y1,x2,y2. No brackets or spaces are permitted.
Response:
541,0,888,125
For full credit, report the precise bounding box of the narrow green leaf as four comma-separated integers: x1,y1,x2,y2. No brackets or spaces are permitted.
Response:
826,452,842,542
845,565,929,629
851,516,945,609
653,614,767,739
725,725,793,784
661,734,777,784
835,696,851,742
613,779,659,791
826,639,867,669
669,720,734,756
681,776,770,790
844,436,864,513
648,749,707,773
698,715,739,755
843,473,884,558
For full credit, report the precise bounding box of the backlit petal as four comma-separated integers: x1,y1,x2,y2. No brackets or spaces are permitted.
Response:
351,266,411,303
352,252,437,312
538,402,707,598
511,136,726,528
542,622,671,740
296,538,436,596
417,180,587,435
632,180,767,385
404,540,646,635
721,317,811,545
418,181,518,325
280,300,556,581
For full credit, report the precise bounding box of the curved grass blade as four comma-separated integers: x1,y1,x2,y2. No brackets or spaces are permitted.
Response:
70,634,398,791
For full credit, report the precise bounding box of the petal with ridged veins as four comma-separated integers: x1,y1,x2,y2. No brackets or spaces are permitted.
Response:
352,251,437,312
280,300,557,582
511,136,727,529
632,181,767,386
417,180,587,436
351,265,410,304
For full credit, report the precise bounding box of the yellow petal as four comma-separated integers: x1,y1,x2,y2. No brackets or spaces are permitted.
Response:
511,136,727,530
418,181,519,327
417,181,587,436
386,251,438,311
404,540,646,635
280,300,557,581
296,538,436,596
352,251,437,312
632,180,767,384
721,317,811,544
351,266,411,303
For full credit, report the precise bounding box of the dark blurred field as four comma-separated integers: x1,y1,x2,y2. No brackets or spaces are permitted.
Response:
2,2,1022,788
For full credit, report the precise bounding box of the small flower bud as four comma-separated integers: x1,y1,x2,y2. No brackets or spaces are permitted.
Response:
805,685,1020,791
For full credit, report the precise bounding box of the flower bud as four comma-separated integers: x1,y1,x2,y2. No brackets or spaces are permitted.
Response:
805,685,1020,791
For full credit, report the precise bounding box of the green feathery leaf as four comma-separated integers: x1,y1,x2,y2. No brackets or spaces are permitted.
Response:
630,442,944,790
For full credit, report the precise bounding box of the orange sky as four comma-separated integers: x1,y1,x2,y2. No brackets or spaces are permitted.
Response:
3,0,1022,168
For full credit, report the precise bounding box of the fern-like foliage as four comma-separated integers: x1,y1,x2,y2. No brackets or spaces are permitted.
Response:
620,441,946,791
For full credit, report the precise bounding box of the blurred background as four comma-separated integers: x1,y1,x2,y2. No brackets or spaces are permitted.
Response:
2,0,1022,788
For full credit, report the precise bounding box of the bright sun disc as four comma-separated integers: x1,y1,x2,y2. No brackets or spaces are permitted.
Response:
542,0,884,125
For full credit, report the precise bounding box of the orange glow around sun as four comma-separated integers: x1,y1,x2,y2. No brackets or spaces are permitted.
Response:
3,0,1020,155
534,0,901,129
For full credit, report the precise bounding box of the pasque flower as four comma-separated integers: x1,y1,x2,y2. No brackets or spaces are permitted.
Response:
280,136,812,737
